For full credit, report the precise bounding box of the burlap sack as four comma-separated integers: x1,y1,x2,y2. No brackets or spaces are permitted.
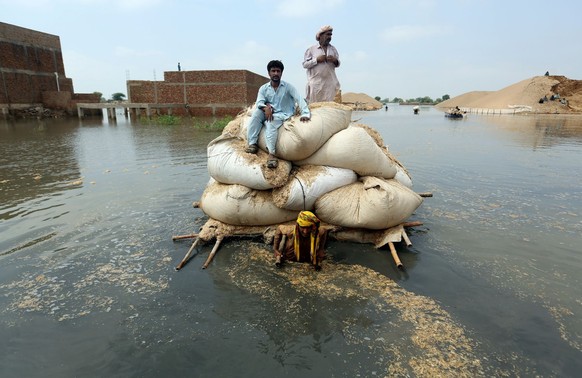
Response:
314,176,423,229
199,180,297,226
272,165,357,211
295,126,399,178
238,102,352,161
207,134,291,190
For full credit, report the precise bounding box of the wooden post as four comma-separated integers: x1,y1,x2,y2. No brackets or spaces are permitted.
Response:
401,229,412,247
176,237,200,271
388,242,404,270
202,237,224,269
172,233,198,241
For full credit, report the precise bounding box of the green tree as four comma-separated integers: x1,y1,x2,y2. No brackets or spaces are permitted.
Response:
442,94,450,101
375,96,381,102
111,93,126,102
93,91,105,102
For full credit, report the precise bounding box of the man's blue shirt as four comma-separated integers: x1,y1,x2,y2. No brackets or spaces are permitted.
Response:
256,80,310,120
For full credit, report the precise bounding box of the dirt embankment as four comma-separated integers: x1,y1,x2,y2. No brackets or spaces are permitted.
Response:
436,75,582,114
341,92,383,110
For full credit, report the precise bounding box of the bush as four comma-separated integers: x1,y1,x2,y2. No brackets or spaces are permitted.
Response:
191,115,233,130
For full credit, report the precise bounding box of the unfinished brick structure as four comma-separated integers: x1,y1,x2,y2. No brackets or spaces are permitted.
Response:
127,69,269,117
0,22,99,116
1,21,267,119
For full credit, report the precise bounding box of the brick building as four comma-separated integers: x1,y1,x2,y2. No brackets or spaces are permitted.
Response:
0,22,100,116
127,69,269,117
1,21,268,119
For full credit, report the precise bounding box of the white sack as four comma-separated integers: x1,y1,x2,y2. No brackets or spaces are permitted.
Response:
238,103,351,161
199,180,298,226
207,134,291,190
272,165,357,211
315,176,423,230
394,164,413,188
295,126,399,179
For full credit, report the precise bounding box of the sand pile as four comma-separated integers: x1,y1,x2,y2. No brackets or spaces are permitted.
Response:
437,75,582,114
341,92,383,110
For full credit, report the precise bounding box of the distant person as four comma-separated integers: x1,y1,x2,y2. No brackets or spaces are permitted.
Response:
178,62,181,71
302,25,341,103
385,105,388,111
245,60,310,169
273,211,328,271
545,71,549,76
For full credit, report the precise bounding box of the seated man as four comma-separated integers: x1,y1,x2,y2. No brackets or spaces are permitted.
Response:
273,211,328,271
246,60,310,169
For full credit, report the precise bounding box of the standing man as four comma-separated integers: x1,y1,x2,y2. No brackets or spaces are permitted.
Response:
273,211,328,271
302,25,341,103
246,60,310,169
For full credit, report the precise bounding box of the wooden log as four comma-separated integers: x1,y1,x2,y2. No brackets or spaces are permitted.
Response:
172,233,198,241
176,237,200,271
403,221,423,228
401,229,412,247
202,236,224,269
418,192,433,197
388,242,404,270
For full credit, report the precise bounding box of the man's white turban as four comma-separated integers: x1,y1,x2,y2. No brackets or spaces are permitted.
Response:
316,25,333,41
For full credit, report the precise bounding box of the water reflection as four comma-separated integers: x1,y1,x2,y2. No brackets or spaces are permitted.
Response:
1,109,581,377
477,114,582,149
0,119,82,221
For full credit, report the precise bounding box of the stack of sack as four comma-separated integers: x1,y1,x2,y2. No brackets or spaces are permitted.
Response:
200,102,423,230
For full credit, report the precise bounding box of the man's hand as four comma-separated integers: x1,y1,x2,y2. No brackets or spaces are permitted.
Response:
274,250,282,268
326,56,339,66
263,104,274,121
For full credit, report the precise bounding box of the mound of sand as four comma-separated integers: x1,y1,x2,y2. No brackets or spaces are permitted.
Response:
342,92,383,110
437,75,582,114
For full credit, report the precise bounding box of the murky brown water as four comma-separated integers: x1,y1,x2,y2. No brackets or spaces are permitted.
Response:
1,107,581,377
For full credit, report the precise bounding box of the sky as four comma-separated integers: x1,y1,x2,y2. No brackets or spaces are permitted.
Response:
2,0,582,101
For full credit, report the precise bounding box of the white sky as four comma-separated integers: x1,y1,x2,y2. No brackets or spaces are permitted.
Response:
2,0,581,101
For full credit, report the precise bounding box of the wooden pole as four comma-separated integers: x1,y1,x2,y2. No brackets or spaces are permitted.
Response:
403,221,423,228
418,192,433,197
176,237,200,271
401,229,412,247
172,233,198,241
388,242,404,270
202,237,224,269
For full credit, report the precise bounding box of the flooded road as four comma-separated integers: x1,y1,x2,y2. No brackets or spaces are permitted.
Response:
1,106,581,377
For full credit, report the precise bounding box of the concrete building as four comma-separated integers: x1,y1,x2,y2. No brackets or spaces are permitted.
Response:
0,22,99,117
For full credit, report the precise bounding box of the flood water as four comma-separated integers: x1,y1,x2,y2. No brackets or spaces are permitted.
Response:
1,106,581,377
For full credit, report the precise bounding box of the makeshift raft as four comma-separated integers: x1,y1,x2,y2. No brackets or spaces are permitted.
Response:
173,216,428,271
173,102,429,271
